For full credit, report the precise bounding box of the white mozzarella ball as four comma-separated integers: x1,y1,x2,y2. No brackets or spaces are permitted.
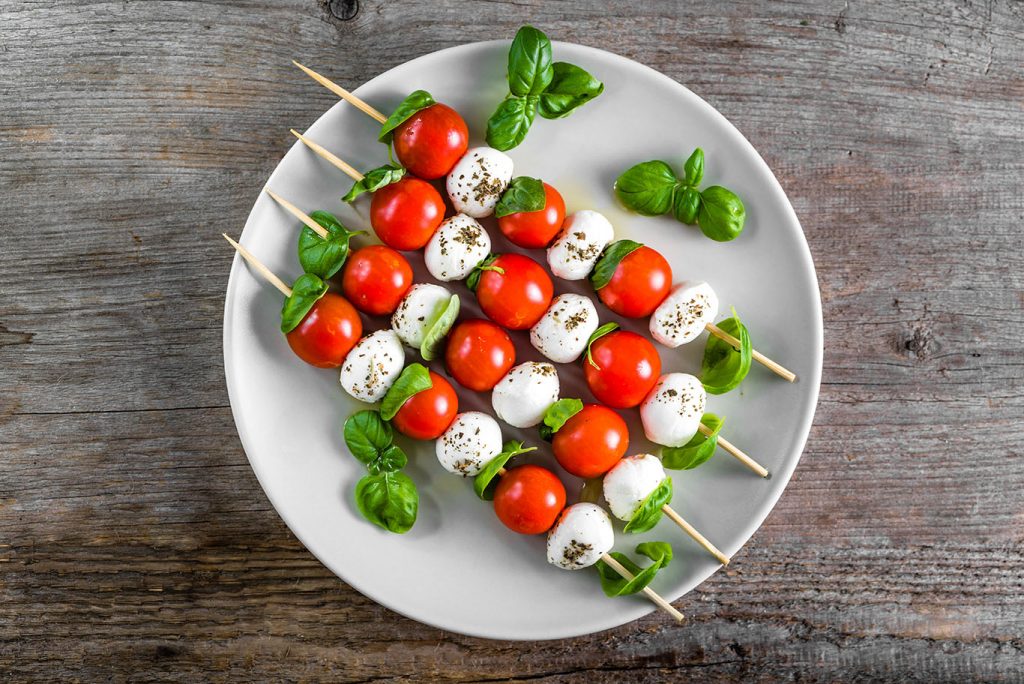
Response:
546,503,615,570
491,362,559,428
529,294,600,364
640,373,707,447
650,281,719,348
546,210,615,280
446,147,514,218
339,330,406,403
603,454,668,521
391,283,452,349
436,412,503,477
424,214,491,282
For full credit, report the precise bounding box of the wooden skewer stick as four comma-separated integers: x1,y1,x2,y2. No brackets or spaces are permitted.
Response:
222,234,292,297
263,187,330,239
600,553,684,623
290,129,364,182
661,505,729,565
704,322,797,383
292,61,387,124
698,423,769,478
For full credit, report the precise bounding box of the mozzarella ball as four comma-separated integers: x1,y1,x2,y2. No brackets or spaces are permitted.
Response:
640,373,707,447
491,362,559,428
603,454,668,521
650,281,719,348
436,411,503,477
446,147,514,218
546,210,615,280
339,330,406,403
547,503,615,570
529,294,600,364
424,214,491,282
391,283,452,349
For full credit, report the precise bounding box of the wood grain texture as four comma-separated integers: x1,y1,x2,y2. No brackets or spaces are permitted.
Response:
1,0,1022,680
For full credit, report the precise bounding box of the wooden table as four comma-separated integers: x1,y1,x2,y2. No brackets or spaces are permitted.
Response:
2,1,1022,680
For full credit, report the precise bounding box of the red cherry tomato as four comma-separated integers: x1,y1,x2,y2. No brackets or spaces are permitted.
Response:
369,177,445,251
552,405,629,478
497,182,566,249
341,245,413,316
584,330,661,408
285,293,362,368
393,103,469,180
474,253,553,330
392,371,458,440
444,319,516,392
597,246,673,318
493,465,567,535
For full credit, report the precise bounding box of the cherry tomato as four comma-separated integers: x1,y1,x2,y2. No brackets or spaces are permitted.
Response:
497,182,566,249
341,245,413,316
584,330,661,408
445,319,516,392
493,464,567,535
552,405,629,478
474,253,553,330
597,246,672,318
392,371,458,440
285,293,362,368
369,177,445,251
393,103,469,180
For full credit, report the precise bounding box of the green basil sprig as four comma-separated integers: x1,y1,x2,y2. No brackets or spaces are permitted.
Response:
420,294,460,362
343,409,418,533
662,413,723,470
614,148,746,241
280,273,328,333
495,176,546,218
701,309,752,395
378,90,436,143
486,25,603,151
380,363,433,420
465,253,503,291
539,398,584,441
343,164,405,203
595,541,673,597
584,322,619,369
589,239,642,291
623,477,673,533
344,410,409,475
298,210,364,279
473,440,538,500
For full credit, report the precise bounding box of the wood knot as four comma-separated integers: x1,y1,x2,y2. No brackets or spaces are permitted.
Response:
903,327,931,358
328,0,359,20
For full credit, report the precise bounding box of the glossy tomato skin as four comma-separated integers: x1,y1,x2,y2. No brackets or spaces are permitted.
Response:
392,371,458,440
475,253,554,330
552,405,629,478
497,182,566,249
493,465,567,535
597,246,673,318
369,177,445,251
393,103,469,180
285,293,362,368
584,330,661,408
341,245,413,316
444,319,516,392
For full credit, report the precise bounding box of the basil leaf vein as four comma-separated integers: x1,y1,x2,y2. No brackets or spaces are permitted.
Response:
378,90,436,143
495,176,546,218
507,25,553,96
538,62,604,119
486,95,537,152
298,210,363,279
614,160,679,216
355,471,418,534
280,273,328,334
698,185,746,241
623,476,673,534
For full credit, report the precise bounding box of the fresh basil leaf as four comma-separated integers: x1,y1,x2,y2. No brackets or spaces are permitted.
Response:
614,160,679,216
594,541,673,597
420,294,460,362
623,477,673,534
485,95,538,152
701,311,752,395
589,239,642,291
354,471,418,534
380,363,432,421
495,176,546,218
584,322,619,369
298,211,363,279
280,273,328,334
698,186,746,241
343,410,393,466
672,186,702,225
539,398,584,441
662,414,724,470
465,253,500,292
473,440,537,501
537,62,604,119
342,164,406,203
682,148,705,187
370,444,408,475
507,25,553,97
378,90,436,143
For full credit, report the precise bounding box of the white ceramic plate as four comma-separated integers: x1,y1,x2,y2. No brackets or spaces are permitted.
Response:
223,39,822,640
